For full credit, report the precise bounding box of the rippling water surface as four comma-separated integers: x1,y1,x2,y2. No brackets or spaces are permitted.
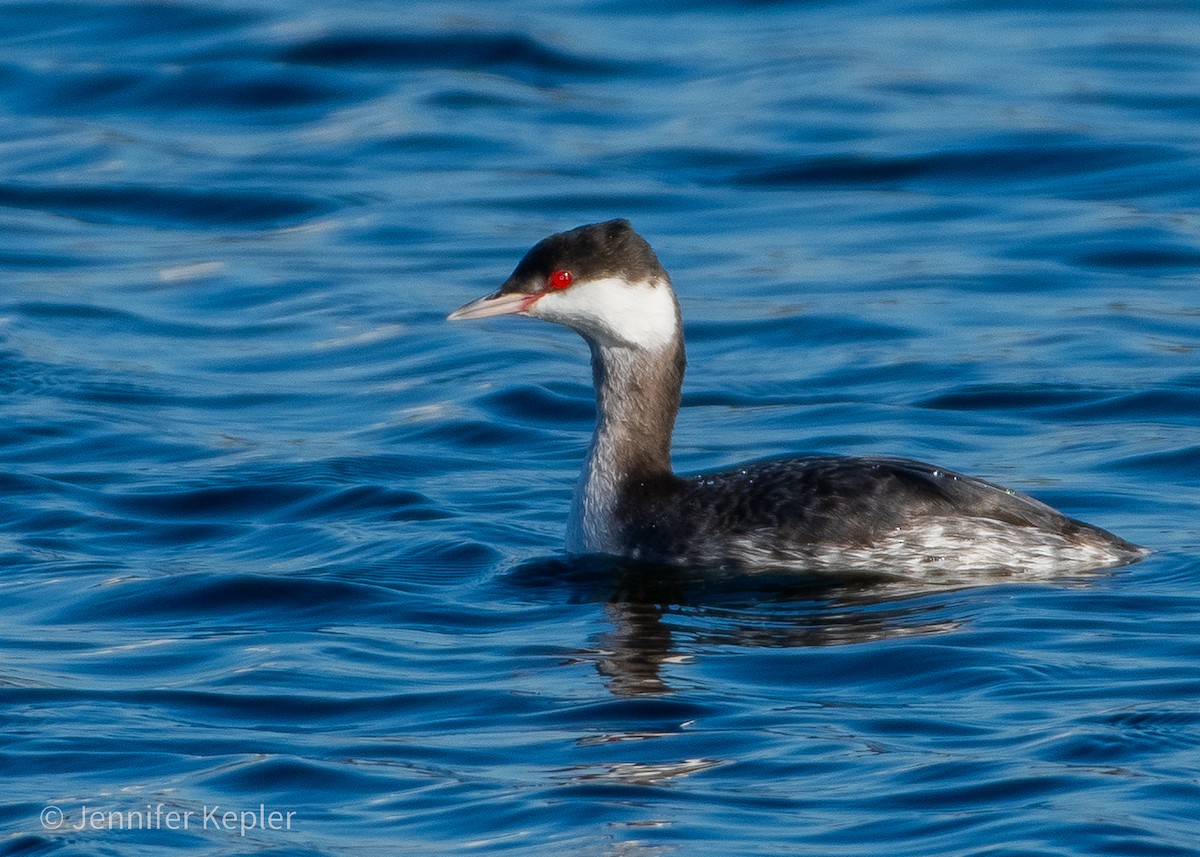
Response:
2,1,1199,854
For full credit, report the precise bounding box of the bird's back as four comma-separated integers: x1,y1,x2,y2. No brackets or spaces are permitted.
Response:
616,455,1146,575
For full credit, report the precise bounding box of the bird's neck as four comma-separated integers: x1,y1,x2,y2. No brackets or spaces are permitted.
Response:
566,335,685,554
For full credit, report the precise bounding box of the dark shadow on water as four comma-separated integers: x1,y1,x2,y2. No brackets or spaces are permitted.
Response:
502,555,980,696
505,553,912,606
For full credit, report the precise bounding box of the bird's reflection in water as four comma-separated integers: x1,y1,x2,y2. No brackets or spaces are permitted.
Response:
505,555,992,696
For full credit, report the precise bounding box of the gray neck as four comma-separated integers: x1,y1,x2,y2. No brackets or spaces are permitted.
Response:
565,335,685,554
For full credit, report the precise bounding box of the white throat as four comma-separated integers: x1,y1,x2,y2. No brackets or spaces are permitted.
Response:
529,275,679,351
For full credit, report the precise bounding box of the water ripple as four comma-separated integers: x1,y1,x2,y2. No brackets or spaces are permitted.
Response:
736,139,1183,191
0,182,331,228
280,29,647,82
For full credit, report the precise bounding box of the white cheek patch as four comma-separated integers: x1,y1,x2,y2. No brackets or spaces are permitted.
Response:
531,276,679,350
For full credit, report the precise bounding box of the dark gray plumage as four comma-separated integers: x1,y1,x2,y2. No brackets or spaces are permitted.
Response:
615,457,1146,570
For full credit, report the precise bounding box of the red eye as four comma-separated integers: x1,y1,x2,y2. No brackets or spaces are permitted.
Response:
547,270,573,290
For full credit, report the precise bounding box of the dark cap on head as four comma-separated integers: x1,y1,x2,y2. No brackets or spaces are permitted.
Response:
500,219,669,294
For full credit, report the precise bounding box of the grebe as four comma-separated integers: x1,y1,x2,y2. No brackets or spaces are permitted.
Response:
449,219,1147,575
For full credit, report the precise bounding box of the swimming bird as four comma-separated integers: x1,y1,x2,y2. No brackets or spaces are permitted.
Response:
449,219,1147,575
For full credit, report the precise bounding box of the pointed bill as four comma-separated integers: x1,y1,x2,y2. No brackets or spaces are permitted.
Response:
447,290,537,321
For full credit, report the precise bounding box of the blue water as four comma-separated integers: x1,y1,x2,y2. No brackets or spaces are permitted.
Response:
2,0,1199,854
